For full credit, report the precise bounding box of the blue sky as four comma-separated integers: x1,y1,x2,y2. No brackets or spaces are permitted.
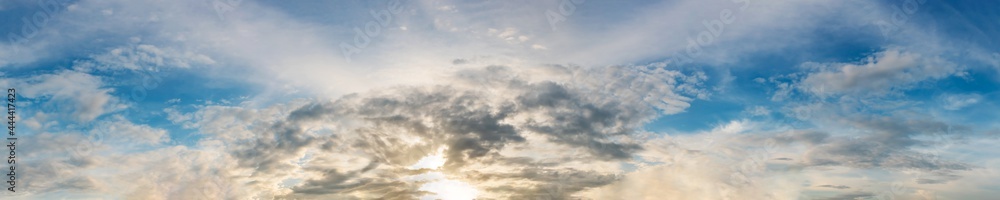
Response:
1,0,999,199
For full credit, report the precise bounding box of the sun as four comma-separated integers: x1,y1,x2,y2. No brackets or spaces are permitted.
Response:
405,149,480,200
418,179,479,200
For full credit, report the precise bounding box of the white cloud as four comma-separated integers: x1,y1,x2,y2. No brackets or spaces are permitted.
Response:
941,93,982,111
8,70,124,122
746,105,771,116
93,115,170,145
583,120,801,200
798,49,961,97
3,0,998,199
418,179,479,200
118,64,708,199
78,44,215,71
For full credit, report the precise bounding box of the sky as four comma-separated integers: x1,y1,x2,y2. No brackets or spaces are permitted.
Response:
1,0,999,199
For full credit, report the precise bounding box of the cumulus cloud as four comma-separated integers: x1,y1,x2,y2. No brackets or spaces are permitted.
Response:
4,0,998,199
737,46,990,199
797,49,962,97
4,70,124,122
93,115,170,145
41,64,702,199
578,111,977,199
580,120,801,200
13,127,247,199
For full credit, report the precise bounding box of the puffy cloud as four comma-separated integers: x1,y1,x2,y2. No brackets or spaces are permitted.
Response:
13,133,249,199
734,46,993,199
5,70,124,122
798,49,962,97
3,0,998,199
85,115,171,146
580,111,978,199
581,120,802,200
68,64,703,199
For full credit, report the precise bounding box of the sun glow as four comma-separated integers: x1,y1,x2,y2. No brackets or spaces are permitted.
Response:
405,149,479,200
418,178,479,200
407,148,447,170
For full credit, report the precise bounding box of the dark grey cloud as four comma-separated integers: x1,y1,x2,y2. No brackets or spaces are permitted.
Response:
812,192,874,200
772,130,829,145
231,120,319,175
915,171,963,184
456,167,622,199
801,117,972,171
816,184,850,189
